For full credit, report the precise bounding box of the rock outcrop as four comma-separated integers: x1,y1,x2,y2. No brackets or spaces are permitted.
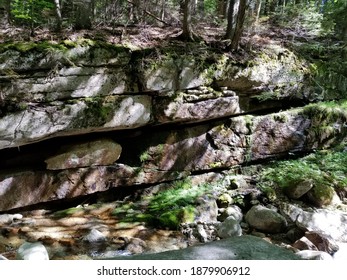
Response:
0,41,346,212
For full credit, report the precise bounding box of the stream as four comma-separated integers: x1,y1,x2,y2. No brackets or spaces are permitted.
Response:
0,201,190,260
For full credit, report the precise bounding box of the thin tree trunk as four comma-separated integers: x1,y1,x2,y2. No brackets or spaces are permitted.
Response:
182,0,195,41
4,0,11,23
161,0,165,21
53,0,62,31
225,0,236,40
231,0,247,50
255,0,262,22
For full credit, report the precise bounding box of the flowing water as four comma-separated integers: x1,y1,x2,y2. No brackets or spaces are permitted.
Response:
0,201,190,260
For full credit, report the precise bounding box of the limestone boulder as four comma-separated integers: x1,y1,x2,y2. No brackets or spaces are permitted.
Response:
16,242,49,260
245,205,288,233
216,45,306,94
0,95,151,150
45,139,122,170
0,43,131,71
1,67,130,104
218,205,243,222
280,203,347,242
217,216,242,238
154,95,240,124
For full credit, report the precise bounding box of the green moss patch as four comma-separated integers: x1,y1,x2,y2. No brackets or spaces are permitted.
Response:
112,179,213,229
259,149,347,204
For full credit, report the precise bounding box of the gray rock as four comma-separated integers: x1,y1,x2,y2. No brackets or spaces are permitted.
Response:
280,203,347,242
195,196,218,223
45,139,122,170
0,213,23,224
0,95,151,150
218,205,243,222
16,242,49,260
155,96,241,124
245,205,288,233
103,235,301,260
296,250,333,260
0,165,189,212
82,228,107,243
0,254,8,260
124,238,147,254
286,227,305,243
196,224,209,243
217,216,242,238
284,180,314,199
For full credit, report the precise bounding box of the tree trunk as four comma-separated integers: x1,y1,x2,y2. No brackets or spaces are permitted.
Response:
255,0,262,21
74,0,92,29
197,0,205,16
53,0,62,31
4,0,11,23
160,0,165,21
225,0,236,40
218,0,228,18
230,0,247,50
181,0,195,41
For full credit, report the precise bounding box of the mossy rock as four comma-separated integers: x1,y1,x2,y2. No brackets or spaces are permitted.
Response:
306,184,336,207
216,193,233,208
158,206,196,229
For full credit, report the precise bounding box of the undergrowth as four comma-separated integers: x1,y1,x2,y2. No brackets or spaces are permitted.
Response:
112,178,215,229
259,148,347,194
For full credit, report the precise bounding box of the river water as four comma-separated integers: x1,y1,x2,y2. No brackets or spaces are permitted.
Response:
0,201,190,260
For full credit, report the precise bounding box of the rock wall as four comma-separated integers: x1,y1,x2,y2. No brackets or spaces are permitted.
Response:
0,40,346,211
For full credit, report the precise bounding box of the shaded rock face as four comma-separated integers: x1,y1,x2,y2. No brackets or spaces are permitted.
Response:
45,139,122,170
0,42,347,211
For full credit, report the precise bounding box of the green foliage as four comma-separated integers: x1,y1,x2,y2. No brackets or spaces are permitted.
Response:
292,39,347,100
112,178,215,229
259,150,347,194
271,2,324,36
204,0,218,14
322,0,347,40
11,0,54,27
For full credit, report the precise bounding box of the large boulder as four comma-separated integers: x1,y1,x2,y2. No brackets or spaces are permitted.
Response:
245,205,287,233
103,235,301,260
280,203,347,242
45,139,122,170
